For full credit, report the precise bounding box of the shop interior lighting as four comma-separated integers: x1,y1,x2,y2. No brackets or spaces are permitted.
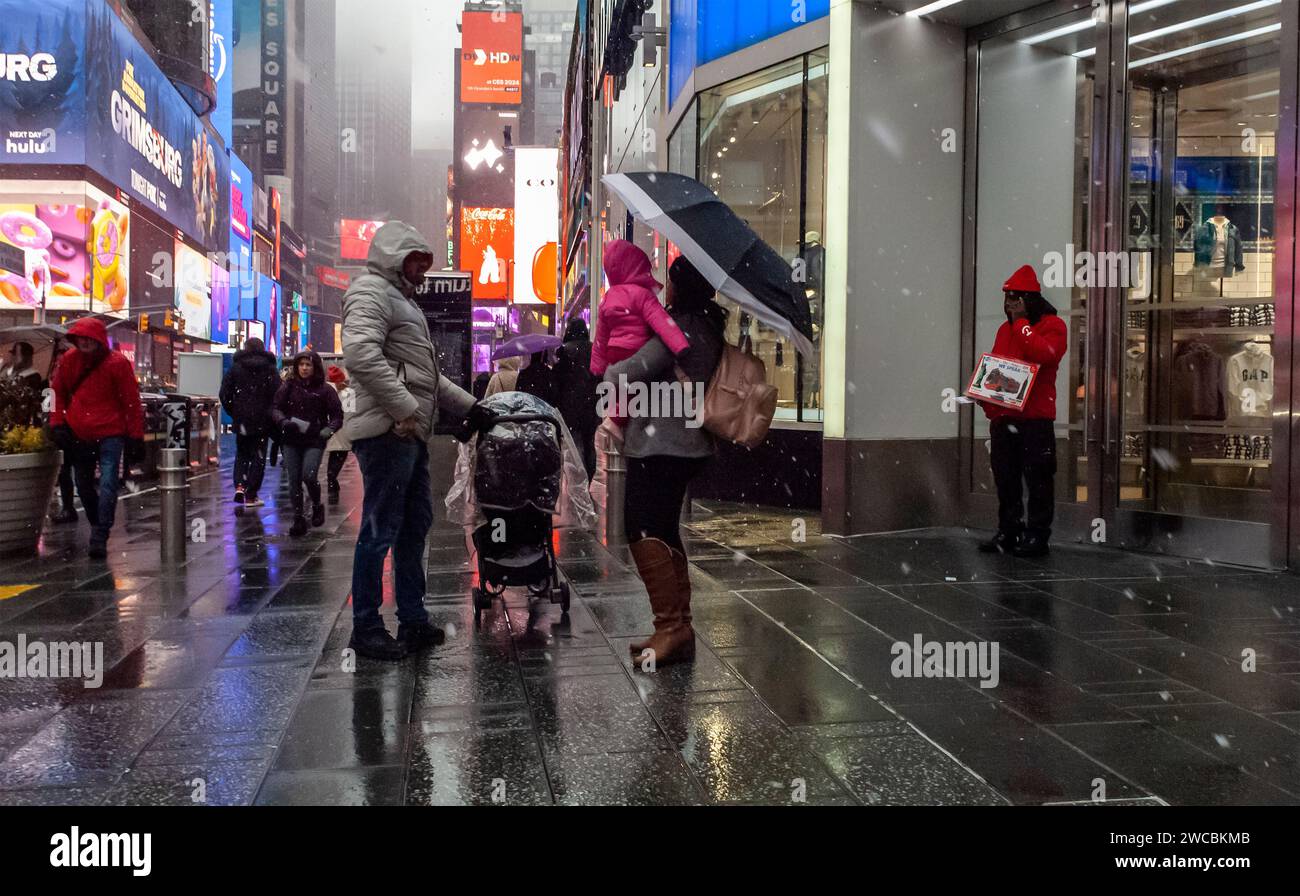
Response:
907,0,964,18
1022,0,1176,45
1074,0,1280,58
1128,22,1281,68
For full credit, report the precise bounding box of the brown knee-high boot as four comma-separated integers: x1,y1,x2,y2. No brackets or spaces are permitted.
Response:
628,538,694,666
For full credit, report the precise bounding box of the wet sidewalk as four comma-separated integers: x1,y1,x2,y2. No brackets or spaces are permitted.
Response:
1,440,1299,805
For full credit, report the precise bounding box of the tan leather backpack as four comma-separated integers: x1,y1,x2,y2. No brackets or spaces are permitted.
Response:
683,343,777,448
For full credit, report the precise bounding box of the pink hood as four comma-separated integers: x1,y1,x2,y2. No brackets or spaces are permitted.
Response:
603,240,661,293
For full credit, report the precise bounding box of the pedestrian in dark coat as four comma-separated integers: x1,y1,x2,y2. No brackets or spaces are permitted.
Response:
516,350,557,407
552,318,600,479
272,350,343,536
219,337,281,505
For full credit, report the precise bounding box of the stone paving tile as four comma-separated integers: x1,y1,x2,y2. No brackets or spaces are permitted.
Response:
4,441,1300,805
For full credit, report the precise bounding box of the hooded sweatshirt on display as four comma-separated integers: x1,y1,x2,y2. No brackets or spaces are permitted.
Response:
50,317,144,442
272,351,344,447
982,309,1069,422
590,240,690,376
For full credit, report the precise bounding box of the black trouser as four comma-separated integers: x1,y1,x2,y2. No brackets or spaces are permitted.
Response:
624,455,707,553
58,451,75,511
233,431,269,498
574,427,596,481
990,418,1056,541
327,450,348,486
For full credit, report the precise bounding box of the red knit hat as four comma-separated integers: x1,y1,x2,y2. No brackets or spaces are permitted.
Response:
1002,265,1041,294
327,365,347,385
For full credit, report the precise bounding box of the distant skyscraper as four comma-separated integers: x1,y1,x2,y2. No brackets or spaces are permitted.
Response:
336,0,415,226
300,0,340,250
525,0,574,148
411,148,453,252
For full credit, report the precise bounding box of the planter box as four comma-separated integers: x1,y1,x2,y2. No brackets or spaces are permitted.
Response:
0,450,61,555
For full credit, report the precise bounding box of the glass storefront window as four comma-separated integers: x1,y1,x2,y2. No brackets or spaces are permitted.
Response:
693,51,827,423
972,8,1096,502
1120,0,1283,524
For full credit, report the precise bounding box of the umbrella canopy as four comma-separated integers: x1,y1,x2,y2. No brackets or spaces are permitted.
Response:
492,333,563,361
601,172,815,357
0,324,68,345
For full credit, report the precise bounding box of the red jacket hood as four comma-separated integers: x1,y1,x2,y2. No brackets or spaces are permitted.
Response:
67,316,109,347
603,240,661,293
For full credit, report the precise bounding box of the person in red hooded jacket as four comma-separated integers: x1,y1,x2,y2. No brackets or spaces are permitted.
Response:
978,265,1068,558
49,317,145,559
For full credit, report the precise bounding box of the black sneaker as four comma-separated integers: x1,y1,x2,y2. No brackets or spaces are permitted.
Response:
348,627,407,661
311,503,325,528
87,539,108,560
978,532,1017,554
397,621,446,651
52,508,77,525
1012,535,1050,558
289,514,309,537
234,487,246,505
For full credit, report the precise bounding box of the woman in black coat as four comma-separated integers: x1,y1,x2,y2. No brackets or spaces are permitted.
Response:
272,351,343,536
552,319,600,479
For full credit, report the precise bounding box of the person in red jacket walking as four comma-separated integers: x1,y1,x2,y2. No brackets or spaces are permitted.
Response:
49,317,145,559
978,265,1067,558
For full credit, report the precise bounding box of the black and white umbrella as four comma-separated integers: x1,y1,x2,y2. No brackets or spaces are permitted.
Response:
601,172,815,357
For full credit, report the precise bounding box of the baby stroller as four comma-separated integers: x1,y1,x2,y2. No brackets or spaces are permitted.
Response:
447,392,597,628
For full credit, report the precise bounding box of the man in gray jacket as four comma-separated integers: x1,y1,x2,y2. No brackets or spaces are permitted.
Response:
343,221,479,660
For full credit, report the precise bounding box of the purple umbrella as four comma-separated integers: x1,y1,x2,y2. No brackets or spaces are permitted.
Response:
492,334,563,361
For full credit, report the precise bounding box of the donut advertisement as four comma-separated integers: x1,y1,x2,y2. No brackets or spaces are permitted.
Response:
0,183,129,316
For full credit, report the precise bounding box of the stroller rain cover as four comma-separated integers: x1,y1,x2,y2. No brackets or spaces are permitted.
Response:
446,391,597,531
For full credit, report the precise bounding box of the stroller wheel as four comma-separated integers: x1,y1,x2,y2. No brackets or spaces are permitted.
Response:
474,607,483,628
472,587,492,611
558,582,571,613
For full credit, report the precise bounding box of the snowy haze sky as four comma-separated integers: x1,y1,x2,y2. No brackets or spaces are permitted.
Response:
410,0,461,151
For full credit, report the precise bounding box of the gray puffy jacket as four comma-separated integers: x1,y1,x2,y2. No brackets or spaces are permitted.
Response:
341,222,475,443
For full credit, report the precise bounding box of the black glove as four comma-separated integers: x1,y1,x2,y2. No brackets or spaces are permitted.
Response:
125,438,146,465
50,424,76,451
453,402,496,444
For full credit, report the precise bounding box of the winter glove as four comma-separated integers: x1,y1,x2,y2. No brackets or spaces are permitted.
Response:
319,427,335,441
125,438,146,465
453,402,497,444
50,424,77,452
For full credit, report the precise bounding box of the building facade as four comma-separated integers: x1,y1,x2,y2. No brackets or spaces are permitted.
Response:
567,0,1300,570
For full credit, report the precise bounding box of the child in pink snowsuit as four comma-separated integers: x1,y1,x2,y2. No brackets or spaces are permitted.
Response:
591,240,692,427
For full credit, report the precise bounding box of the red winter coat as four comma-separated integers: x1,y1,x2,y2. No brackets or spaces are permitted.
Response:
982,314,1068,422
50,317,145,441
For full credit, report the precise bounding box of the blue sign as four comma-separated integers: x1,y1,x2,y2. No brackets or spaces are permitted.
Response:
670,0,829,107
229,150,254,281
0,0,230,251
0,0,87,163
210,0,233,146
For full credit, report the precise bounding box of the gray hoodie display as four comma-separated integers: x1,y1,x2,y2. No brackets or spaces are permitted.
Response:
341,222,475,442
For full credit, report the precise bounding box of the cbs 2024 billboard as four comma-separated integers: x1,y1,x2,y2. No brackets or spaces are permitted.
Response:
0,0,229,250
460,10,522,106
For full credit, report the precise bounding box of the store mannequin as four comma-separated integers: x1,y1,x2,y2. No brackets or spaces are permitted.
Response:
1227,340,1273,419
1193,207,1246,294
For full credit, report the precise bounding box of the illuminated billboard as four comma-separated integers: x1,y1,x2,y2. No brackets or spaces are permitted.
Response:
0,181,130,316
340,219,385,261
457,106,517,207
175,240,213,340
460,207,514,301
460,10,523,106
0,0,230,250
513,148,559,305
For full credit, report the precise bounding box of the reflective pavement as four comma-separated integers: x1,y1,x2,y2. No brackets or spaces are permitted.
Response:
1,439,1298,805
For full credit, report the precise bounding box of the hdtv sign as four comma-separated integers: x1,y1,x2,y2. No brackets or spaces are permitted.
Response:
460,10,522,106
